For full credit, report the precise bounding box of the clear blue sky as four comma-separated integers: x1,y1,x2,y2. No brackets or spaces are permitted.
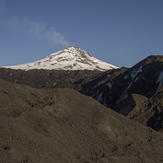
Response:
0,0,163,68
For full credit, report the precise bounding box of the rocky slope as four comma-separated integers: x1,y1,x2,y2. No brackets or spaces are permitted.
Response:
1,78,163,163
84,55,163,113
4,46,118,71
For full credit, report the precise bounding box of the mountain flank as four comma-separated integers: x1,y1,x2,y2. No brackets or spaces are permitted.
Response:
0,78,163,163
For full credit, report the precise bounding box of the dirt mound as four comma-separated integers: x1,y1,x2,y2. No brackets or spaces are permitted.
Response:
0,79,163,162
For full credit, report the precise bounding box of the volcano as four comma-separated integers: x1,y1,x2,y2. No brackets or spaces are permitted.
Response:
4,46,118,71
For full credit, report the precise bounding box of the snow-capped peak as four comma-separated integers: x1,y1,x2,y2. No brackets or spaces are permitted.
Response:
4,46,118,71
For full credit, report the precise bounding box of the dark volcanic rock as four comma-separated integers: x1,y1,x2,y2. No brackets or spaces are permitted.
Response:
107,55,163,104
0,68,103,90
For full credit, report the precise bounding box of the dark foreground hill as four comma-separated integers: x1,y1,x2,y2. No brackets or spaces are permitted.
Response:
0,78,163,163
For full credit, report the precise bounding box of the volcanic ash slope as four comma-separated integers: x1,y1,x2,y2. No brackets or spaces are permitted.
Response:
0,78,163,163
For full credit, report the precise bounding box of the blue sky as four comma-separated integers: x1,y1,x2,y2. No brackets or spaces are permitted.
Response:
0,0,163,68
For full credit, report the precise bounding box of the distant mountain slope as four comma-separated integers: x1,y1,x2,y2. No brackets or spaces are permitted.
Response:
4,46,118,71
0,78,163,163
84,55,163,111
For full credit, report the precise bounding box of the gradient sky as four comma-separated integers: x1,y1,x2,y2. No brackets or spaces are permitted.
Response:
0,0,163,68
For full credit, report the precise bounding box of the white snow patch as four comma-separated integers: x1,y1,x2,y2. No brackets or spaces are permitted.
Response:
116,92,128,104
156,71,163,83
107,82,112,89
134,77,139,82
127,82,132,90
155,71,163,93
97,93,103,103
124,75,128,80
92,85,98,89
116,81,132,104
130,65,142,79
156,82,163,93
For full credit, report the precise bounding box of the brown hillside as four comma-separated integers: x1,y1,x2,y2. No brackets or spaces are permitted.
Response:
0,79,163,162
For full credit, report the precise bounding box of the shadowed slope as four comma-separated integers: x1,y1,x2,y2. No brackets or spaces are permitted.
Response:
127,88,163,133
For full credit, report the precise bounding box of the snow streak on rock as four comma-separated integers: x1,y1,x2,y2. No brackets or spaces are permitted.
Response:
156,71,163,93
